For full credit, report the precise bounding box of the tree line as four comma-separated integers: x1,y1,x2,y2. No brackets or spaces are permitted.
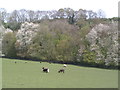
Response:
0,8,106,30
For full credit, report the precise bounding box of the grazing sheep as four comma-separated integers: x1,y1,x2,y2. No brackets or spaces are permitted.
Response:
58,69,65,73
15,61,17,63
42,67,49,73
63,64,67,67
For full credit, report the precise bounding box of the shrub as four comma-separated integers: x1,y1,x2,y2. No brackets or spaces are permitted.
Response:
2,32,17,57
82,50,96,65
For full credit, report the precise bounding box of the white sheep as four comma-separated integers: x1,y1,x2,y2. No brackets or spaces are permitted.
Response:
63,64,67,67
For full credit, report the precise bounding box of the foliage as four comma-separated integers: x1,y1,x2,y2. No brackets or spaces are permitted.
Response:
2,32,17,57
100,47,107,58
82,50,96,65
28,29,56,60
26,20,80,62
0,8,106,28
3,22,21,31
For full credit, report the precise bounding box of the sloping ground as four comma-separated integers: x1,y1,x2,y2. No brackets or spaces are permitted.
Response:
2,58,118,88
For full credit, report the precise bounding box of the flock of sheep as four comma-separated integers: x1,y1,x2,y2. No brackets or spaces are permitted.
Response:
14,61,67,73
42,64,67,73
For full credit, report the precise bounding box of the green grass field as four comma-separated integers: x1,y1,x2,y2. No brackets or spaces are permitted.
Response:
2,58,118,88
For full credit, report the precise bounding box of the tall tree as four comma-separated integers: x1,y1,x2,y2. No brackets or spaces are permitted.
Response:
97,9,106,18
87,10,97,19
0,8,7,22
2,32,17,57
28,10,35,22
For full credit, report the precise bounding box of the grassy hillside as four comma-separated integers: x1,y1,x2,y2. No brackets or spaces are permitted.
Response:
2,58,118,88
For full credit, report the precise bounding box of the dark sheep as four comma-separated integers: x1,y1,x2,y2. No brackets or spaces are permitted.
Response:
58,69,65,73
42,67,49,73
15,61,17,63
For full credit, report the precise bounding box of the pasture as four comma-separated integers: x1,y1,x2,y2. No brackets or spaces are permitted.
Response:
2,58,118,88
